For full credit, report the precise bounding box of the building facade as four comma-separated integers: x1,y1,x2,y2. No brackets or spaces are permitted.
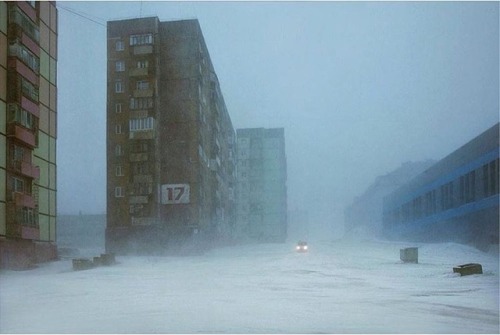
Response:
236,128,287,242
383,123,499,250
106,18,236,254
0,1,58,269
344,160,435,238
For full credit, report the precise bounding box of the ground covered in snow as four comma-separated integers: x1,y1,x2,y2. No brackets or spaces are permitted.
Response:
1,239,498,333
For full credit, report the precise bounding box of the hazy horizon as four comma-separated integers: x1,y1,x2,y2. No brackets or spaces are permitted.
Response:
56,2,499,236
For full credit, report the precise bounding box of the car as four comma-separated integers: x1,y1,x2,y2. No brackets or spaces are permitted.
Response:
296,241,308,252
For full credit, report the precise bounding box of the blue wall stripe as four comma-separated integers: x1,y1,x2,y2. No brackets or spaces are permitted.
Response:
391,194,499,233
384,148,499,211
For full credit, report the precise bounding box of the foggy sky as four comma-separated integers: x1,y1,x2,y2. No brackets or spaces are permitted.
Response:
57,1,499,234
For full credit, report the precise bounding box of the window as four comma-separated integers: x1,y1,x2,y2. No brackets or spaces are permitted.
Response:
115,103,122,113
8,104,35,129
131,142,148,153
129,97,153,110
412,197,422,219
132,162,149,175
115,61,125,72
130,33,153,46
11,144,25,162
129,117,154,132
133,182,152,195
116,165,124,176
115,145,123,156
440,182,454,210
483,163,489,197
13,177,24,193
137,60,149,68
9,43,39,73
460,171,476,204
116,40,124,51
8,6,39,42
115,187,125,198
490,159,499,196
136,80,149,90
115,124,122,134
115,80,123,93
22,207,36,226
21,77,39,102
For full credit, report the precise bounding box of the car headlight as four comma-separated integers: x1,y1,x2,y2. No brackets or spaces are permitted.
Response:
303,246,308,250
296,246,300,250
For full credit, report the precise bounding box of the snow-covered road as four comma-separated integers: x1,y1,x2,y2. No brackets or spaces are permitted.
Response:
1,239,498,333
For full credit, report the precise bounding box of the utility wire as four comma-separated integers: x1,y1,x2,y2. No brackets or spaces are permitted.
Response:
57,4,107,28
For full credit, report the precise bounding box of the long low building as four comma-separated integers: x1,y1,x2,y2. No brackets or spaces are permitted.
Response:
382,123,499,250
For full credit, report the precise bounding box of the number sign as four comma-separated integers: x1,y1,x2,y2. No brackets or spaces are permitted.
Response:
161,184,190,204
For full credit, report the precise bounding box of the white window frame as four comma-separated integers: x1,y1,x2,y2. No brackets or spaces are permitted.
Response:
116,165,124,176
115,124,122,134
116,40,124,51
13,177,24,193
115,103,122,113
115,61,125,72
115,187,125,198
130,33,153,46
115,145,123,156
115,80,123,93
129,117,154,132
136,80,149,90
137,60,149,68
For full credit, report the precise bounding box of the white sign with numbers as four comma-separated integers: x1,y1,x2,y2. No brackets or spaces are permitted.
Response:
161,184,190,204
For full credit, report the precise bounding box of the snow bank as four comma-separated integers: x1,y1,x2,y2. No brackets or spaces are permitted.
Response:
0,240,498,333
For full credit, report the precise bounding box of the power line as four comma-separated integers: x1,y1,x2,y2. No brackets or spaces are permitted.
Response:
57,4,107,28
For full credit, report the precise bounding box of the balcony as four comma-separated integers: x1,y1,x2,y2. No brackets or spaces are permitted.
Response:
129,67,148,77
8,25,40,56
8,6,40,43
133,174,153,183
129,153,149,162
6,223,40,240
15,2,37,23
129,196,149,204
129,129,155,140
8,58,38,85
133,89,154,98
7,123,37,148
21,97,39,118
132,45,153,55
10,160,40,179
10,192,36,208
9,42,40,74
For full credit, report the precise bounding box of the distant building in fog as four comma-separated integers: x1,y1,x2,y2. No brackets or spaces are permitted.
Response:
235,128,287,242
383,123,499,249
344,160,435,238
0,1,58,269
106,17,236,254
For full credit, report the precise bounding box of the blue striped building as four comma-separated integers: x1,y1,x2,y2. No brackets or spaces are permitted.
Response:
383,123,499,249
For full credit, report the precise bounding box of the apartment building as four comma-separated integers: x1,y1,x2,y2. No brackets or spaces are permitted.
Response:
236,128,287,242
106,18,236,254
0,1,58,269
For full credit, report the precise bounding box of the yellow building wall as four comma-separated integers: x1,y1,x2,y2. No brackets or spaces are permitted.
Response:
39,214,49,241
50,216,56,242
0,2,7,34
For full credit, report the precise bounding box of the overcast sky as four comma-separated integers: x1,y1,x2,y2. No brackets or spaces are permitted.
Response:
56,1,499,234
